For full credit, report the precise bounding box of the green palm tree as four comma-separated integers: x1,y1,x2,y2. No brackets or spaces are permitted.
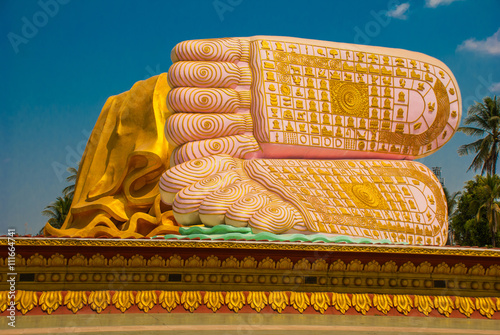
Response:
42,195,73,229
444,187,460,217
62,166,78,198
444,187,460,245
458,96,500,175
41,166,78,233
476,174,500,247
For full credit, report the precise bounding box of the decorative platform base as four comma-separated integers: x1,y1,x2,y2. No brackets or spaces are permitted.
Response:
1,238,499,333
2,314,500,335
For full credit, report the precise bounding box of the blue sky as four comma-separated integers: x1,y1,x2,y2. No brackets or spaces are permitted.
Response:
1,0,499,235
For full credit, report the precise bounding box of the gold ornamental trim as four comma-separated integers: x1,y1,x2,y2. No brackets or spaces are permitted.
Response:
6,252,500,278
2,237,500,258
3,250,499,297
2,290,499,319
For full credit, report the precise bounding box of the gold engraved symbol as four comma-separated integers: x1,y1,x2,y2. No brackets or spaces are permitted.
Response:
270,94,278,106
281,84,291,96
329,81,369,118
340,183,389,210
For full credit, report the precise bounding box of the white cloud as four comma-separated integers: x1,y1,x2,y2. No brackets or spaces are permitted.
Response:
457,28,500,55
425,0,462,8
386,3,410,20
490,82,500,92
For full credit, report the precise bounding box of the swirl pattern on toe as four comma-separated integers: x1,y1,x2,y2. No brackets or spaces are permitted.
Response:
200,181,259,215
172,135,260,165
225,191,276,226
159,154,237,204
169,61,252,88
171,38,250,63
173,171,241,215
249,201,302,234
165,113,252,146
168,88,251,114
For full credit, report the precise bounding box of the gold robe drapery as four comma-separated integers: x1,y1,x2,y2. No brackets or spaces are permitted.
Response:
44,74,178,238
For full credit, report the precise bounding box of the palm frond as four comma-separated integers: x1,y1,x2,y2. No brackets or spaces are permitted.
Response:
62,184,75,198
42,195,73,229
457,138,486,156
459,96,500,175
458,126,486,137
66,166,78,183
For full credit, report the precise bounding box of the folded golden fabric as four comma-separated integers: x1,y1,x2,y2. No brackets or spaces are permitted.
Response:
44,73,179,238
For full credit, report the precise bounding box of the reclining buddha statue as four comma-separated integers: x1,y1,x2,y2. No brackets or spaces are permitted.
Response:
44,36,461,246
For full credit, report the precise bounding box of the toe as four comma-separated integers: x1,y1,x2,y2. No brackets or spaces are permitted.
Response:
159,154,237,204
199,180,258,226
168,61,251,88
165,113,252,146
248,200,303,234
171,135,260,165
225,190,277,227
167,87,250,114
172,170,241,226
171,38,250,63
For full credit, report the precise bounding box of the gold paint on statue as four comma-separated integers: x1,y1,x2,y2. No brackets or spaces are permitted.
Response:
352,294,372,315
44,37,461,241
332,293,351,314
159,291,180,312
44,74,177,238
269,291,289,313
65,291,88,313
435,296,454,317
330,81,369,117
476,297,496,318
112,291,134,313
89,291,111,313
394,295,413,316
204,291,224,312
15,290,38,314
181,291,202,312
5,290,500,318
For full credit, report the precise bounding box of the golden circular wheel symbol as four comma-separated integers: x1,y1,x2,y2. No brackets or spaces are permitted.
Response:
338,83,363,114
352,184,379,208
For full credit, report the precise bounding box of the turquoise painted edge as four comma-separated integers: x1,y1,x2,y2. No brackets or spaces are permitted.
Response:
153,225,404,244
